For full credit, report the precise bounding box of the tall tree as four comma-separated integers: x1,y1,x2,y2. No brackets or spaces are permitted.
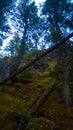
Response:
4,32,20,56
9,0,40,77
0,0,15,43
42,0,73,107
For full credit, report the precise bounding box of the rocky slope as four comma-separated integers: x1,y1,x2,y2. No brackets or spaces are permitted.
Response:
0,58,73,130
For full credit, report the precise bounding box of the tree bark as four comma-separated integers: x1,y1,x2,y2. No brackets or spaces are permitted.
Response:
54,9,72,108
61,44,71,108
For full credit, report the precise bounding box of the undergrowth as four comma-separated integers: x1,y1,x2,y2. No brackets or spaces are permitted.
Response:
0,60,73,130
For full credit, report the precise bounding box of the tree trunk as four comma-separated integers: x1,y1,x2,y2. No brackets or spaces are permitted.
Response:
9,17,28,78
61,44,71,108
30,83,55,115
54,9,71,107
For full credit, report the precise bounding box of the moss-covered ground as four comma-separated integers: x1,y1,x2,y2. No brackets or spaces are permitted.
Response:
0,61,73,130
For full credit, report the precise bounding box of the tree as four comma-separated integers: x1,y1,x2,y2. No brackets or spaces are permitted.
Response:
0,0,15,43
42,0,73,108
4,33,20,56
9,0,40,77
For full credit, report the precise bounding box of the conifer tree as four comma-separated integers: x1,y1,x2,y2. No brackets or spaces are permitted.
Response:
42,0,73,107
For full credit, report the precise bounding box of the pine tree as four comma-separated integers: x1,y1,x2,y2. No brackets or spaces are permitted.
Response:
9,0,39,77
42,0,73,108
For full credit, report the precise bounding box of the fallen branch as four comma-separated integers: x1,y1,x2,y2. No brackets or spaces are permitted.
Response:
17,83,55,130
30,83,55,115
0,32,73,85
38,116,59,130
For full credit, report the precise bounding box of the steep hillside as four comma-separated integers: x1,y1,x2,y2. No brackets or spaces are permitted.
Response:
0,58,73,130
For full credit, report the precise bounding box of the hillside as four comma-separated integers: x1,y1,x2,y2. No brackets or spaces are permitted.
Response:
0,0,73,129
0,54,73,130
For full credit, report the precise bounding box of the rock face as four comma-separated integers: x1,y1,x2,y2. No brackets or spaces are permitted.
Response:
32,57,51,73
0,57,14,82
0,65,10,82
0,49,57,82
0,57,26,82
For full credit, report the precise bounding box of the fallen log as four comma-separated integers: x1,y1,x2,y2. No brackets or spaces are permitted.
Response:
0,32,73,85
30,82,55,115
38,116,59,130
17,83,55,130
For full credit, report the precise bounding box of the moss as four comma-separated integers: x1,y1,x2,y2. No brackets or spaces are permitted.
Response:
29,78,53,93
18,67,34,79
26,117,40,130
0,57,73,130
0,86,15,93
0,91,29,114
49,61,57,71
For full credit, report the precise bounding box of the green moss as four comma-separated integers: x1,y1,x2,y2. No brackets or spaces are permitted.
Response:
0,91,28,114
18,67,34,79
49,61,57,71
30,78,52,93
27,117,40,130
0,57,73,130
0,86,15,93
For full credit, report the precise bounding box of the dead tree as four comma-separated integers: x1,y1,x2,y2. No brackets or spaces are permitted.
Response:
0,32,73,85
17,83,56,130
30,82,55,115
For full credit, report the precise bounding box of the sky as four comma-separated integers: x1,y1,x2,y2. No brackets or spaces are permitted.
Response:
35,0,45,5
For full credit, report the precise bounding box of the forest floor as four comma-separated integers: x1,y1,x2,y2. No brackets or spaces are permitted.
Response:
0,60,73,130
